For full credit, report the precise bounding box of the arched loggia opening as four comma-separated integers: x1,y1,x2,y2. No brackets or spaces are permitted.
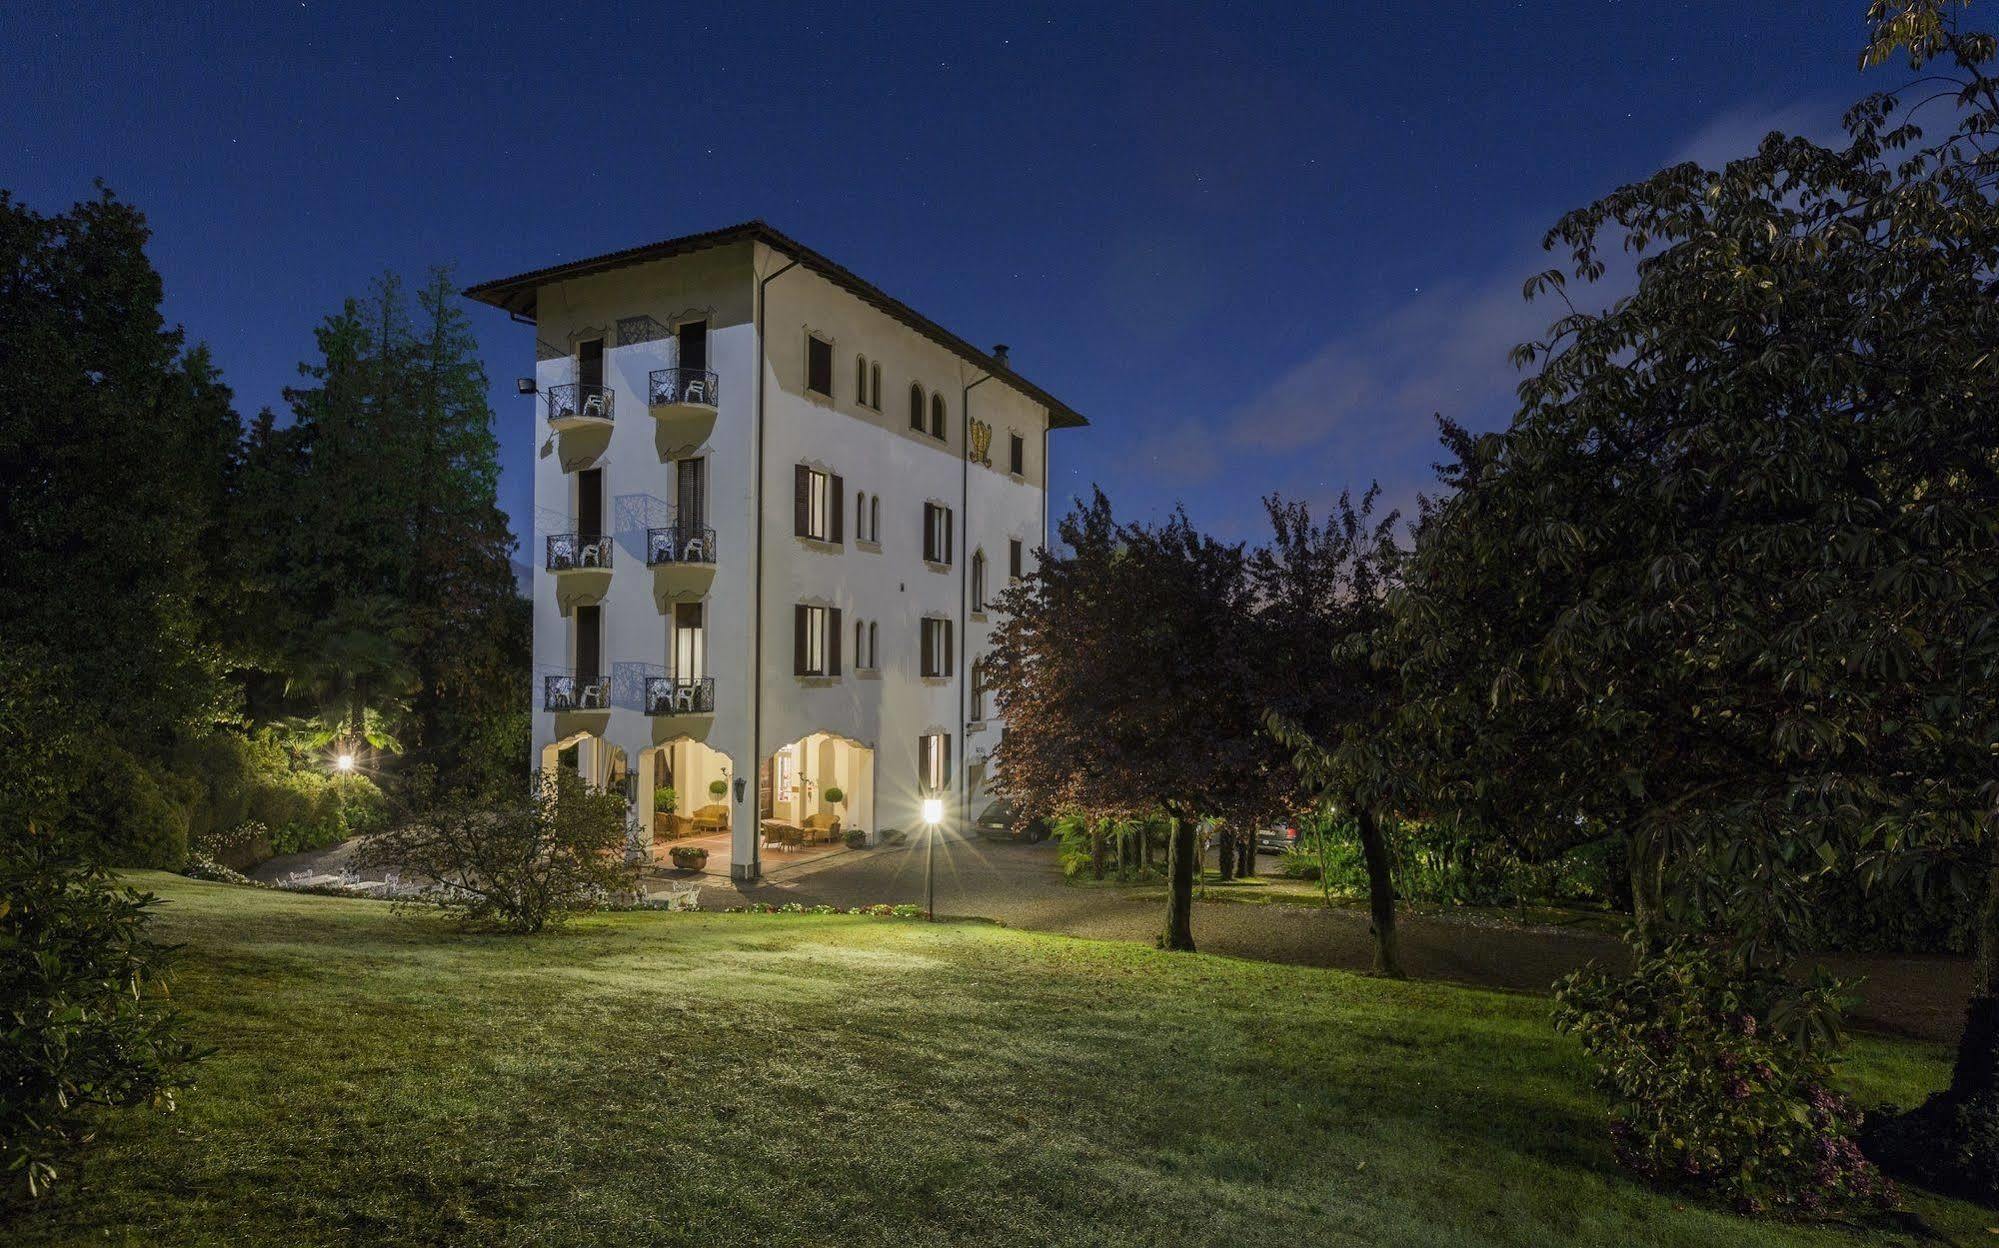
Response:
636,738,735,874
756,731,876,868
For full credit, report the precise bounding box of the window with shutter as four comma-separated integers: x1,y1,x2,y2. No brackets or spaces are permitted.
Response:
796,466,833,541
919,732,952,791
920,617,935,676
1009,433,1024,475
807,334,833,396
828,607,843,676
796,604,827,675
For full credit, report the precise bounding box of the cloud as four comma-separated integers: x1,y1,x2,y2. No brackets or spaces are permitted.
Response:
1131,94,1851,505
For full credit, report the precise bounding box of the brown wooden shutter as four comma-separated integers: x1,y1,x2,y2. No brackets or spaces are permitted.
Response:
922,503,935,562
793,604,809,675
830,474,844,543
828,607,843,675
944,507,954,566
794,465,810,538
944,619,954,674
920,618,934,676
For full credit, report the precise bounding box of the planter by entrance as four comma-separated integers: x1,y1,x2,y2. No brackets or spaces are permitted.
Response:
668,845,709,871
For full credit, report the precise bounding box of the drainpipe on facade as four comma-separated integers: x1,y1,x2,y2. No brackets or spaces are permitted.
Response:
960,371,993,836
749,254,800,883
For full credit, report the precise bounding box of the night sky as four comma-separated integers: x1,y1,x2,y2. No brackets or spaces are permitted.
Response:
4,2,1875,547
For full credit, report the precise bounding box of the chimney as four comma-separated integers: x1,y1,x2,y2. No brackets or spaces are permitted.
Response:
992,343,1010,368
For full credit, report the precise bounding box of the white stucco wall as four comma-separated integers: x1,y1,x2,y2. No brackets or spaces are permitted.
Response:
524,236,1057,879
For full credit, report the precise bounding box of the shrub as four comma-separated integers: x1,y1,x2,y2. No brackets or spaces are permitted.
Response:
1552,943,1894,1217
358,769,634,933
843,828,867,849
71,750,191,869
823,786,845,805
653,785,678,814
668,844,708,870
1,823,205,1202
708,779,728,799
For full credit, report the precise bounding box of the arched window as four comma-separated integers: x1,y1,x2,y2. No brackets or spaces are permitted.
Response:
855,618,865,668
971,550,986,612
970,659,987,721
856,490,868,540
869,495,880,541
909,383,926,432
856,355,868,403
870,362,882,410
930,393,947,440
868,622,878,668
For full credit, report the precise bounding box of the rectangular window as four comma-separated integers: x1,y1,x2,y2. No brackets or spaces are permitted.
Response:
676,456,706,530
920,732,952,793
922,502,953,565
576,604,601,683
795,604,824,676
578,338,604,389
678,320,707,371
1009,433,1024,475
1009,538,1024,581
792,603,842,677
806,334,833,396
673,602,705,679
794,465,844,543
920,616,953,678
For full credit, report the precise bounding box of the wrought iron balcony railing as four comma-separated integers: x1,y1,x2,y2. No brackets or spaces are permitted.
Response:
646,524,717,566
645,675,716,716
544,672,610,712
547,382,615,425
546,532,614,571
648,367,719,409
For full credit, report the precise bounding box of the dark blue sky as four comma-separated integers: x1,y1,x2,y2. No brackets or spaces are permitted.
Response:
4,1,1873,543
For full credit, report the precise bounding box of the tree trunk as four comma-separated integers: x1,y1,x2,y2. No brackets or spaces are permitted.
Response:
1161,814,1196,952
1216,826,1236,881
1236,832,1255,879
1948,830,1999,1103
1628,828,1667,956
1356,806,1402,978
1865,823,1999,1199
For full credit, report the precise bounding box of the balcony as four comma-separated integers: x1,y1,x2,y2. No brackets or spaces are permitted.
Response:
544,672,610,713
547,382,614,431
646,524,717,567
646,675,716,717
546,532,614,572
647,368,719,450
648,367,719,415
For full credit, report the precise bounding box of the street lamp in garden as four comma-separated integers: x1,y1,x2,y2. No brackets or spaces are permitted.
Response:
921,795,944,921
335,751,356,774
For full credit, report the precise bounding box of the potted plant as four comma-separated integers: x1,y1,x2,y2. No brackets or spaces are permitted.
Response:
653,785,678,838
709,779,729,800
668,843,709,871
823,786,845,808
843,827,867,849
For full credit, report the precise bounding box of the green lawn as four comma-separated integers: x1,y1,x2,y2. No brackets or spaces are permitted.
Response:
9,874,1985,1247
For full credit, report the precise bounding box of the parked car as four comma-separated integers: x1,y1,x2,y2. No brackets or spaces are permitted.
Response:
1254,823,1300,855
974,798,1049,843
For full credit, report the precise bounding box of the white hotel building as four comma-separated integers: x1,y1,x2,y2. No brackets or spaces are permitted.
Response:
465,222,1086,880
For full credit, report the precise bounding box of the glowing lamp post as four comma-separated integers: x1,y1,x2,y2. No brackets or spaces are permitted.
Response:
921,795,944,921
335,751,356,774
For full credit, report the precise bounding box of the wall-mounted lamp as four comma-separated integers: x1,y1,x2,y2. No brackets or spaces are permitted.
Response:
734,776,747,803
517,378,537,395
